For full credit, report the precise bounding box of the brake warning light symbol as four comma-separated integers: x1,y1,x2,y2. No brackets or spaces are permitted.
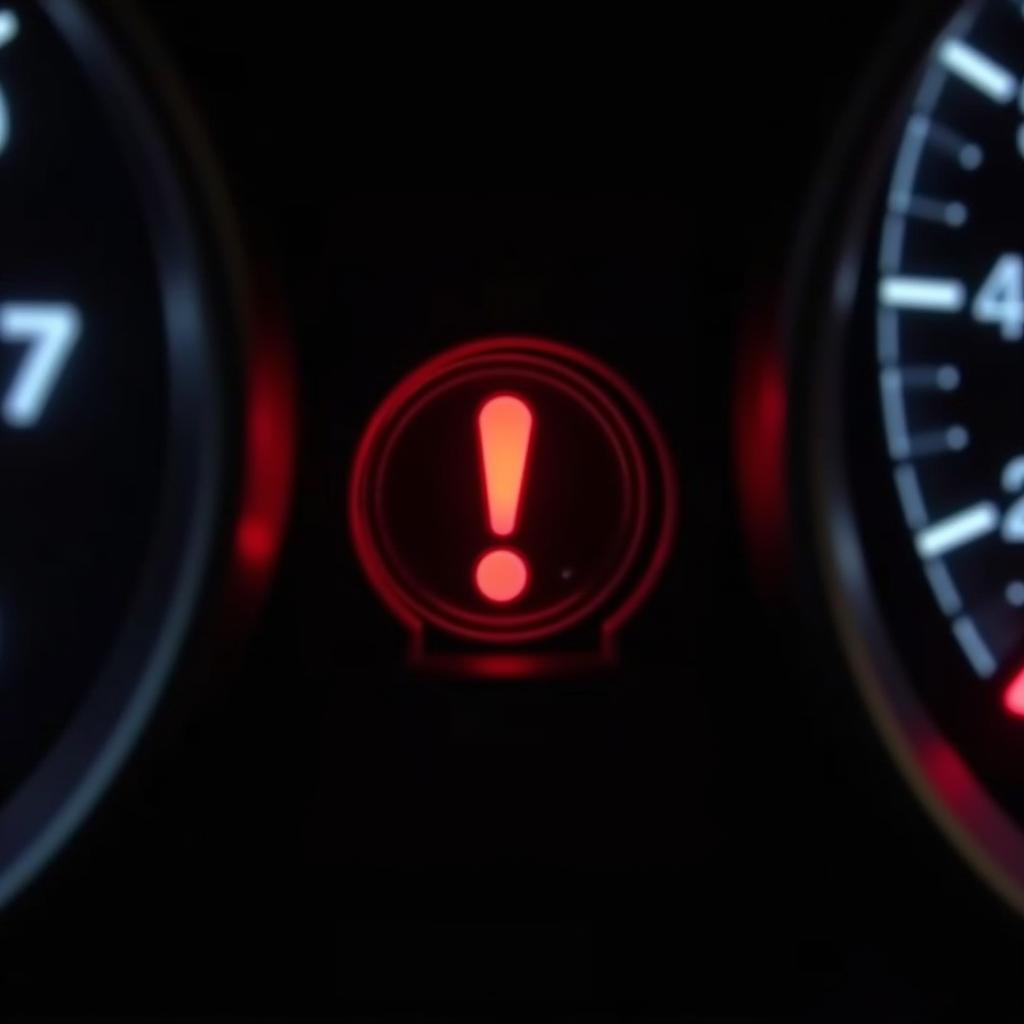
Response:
349,337,676,672
475,395,534,604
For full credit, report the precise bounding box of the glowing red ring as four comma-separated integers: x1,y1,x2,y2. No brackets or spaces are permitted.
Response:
349,336,678,651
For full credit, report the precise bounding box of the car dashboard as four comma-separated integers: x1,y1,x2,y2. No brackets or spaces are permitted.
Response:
1,1,1023,1019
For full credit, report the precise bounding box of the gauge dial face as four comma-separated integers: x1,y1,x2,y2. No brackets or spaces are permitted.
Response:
0,1,229,904
875,0,1024,698
812,0,1024,908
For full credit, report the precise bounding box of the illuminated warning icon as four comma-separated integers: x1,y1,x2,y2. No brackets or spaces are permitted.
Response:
474,394,534,604
349,337,676,673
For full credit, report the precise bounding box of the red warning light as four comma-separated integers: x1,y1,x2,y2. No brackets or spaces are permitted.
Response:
476,394,534,603
349,336,676,669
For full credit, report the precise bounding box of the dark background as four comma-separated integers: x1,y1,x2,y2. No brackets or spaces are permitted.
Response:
4,1,1024,1020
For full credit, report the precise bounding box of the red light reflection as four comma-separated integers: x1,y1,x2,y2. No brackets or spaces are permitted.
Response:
735,312,789,587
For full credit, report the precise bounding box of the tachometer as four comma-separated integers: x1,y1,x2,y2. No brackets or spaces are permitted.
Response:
796,0,1024,912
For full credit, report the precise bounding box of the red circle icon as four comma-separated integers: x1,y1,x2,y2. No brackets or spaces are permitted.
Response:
349,337,676,661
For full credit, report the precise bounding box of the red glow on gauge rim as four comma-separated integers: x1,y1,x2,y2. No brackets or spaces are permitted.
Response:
1004,669,1024,718
734,307,789,588
233,309,295,584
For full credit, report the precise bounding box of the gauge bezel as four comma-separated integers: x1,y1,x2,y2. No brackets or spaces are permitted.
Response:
0,0,291,911
787,0,1024,914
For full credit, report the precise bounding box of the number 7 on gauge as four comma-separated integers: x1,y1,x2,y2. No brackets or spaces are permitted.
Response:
1,303,82,428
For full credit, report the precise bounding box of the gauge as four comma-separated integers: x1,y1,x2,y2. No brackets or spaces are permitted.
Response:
0,0,289,907
795,0,1024,910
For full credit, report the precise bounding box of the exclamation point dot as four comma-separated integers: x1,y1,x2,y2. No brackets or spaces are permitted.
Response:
476,549,529,604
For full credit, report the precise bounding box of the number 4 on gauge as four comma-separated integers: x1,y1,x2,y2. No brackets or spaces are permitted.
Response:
1,303,81,428
973,254,1024,341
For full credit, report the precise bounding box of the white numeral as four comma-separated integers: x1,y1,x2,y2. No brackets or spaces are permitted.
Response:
1,304,82,428
973,254,1024,341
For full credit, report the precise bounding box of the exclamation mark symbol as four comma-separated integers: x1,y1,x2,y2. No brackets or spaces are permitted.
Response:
475,394,534,603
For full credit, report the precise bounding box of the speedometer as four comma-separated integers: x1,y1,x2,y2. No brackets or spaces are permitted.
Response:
796,0,1024,910
0,1,289,908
